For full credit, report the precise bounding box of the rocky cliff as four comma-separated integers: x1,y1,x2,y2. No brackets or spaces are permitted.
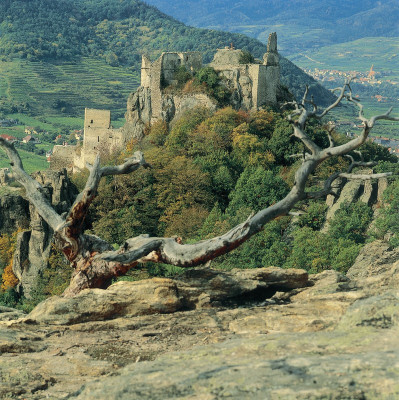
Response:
0,192,29,234
1,239,399,399
123,85,218,141
11,169,78,298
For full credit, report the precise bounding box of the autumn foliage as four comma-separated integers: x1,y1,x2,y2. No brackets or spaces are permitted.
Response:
0,230,20,291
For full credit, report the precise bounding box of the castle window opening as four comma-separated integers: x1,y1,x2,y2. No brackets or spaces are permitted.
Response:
97,136,100,142
91,120,94,124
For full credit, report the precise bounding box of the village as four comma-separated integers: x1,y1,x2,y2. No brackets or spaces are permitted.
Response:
302,65,399,86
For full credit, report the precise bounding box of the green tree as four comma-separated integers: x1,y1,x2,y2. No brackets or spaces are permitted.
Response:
329,201,373,244
226,166,290,217
238,50,255,64
285,227,331,273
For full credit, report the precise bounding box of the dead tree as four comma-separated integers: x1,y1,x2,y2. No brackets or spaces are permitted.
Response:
1,81,398,297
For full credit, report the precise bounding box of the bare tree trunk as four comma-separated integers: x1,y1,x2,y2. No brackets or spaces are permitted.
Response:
1,81,398,297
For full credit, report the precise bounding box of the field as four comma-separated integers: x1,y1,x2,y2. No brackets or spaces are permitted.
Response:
0,148,48,173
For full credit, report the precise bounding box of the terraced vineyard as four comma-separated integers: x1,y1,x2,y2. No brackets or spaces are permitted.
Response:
0,58,140,119
0,57,140,171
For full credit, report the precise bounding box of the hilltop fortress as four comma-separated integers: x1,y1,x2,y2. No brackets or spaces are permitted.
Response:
51,33,281,171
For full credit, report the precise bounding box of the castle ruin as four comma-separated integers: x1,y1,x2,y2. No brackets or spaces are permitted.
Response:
51,33,281,172
125,32,280,133
74,108,126,168
51,108,129,171
210,32,280,108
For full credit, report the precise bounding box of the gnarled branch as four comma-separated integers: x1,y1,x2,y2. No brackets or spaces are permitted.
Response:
1,81,398,297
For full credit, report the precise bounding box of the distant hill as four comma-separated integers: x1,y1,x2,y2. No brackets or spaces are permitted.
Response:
0,0,335,121
144,0,399,55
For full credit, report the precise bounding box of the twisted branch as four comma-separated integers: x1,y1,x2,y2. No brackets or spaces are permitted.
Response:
1,80,398,296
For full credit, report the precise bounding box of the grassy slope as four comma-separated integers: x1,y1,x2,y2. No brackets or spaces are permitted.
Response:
0,58,140,118
0,148,48,173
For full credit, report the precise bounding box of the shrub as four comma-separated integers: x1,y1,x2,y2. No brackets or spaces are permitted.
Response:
239,50,255,64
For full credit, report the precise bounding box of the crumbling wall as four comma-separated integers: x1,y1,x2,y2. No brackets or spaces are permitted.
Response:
141,55,152,88
210,33,280,109
50,145,76,171
140,52,202,122
150,57,164,121
82,127,123,164
85,109,111,129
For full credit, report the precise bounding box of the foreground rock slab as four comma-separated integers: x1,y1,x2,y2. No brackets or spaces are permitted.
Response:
73,328,399,400
26,266,309,325
1,244,399,399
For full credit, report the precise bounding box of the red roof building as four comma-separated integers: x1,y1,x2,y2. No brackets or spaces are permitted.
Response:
0,134,17,142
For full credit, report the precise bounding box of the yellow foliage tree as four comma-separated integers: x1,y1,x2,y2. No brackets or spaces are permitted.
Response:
1,261,19,291
0,229,21,291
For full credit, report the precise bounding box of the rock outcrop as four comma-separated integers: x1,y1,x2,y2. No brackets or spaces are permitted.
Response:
26,266,308,325
123,33,281,141
323,173,387,231
0,192,29,234
123,87,217,142
1,240,399,399
12,169,78,298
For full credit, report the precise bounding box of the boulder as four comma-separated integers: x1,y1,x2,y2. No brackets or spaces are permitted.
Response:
27,278,182,325
25,267,309,325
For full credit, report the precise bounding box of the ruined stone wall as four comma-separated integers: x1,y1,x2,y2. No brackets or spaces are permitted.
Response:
249,64,270,107
82,128,125,164
80,108,126,166
150,57,163,121
161,53,184,83
50,145,76,171
124,35,280,143
264,65,279,104
140,52,202,123
209,32,280,109
177,52,202,74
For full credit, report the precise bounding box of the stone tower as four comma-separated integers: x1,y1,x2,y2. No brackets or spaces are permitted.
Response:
262,32,280,104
